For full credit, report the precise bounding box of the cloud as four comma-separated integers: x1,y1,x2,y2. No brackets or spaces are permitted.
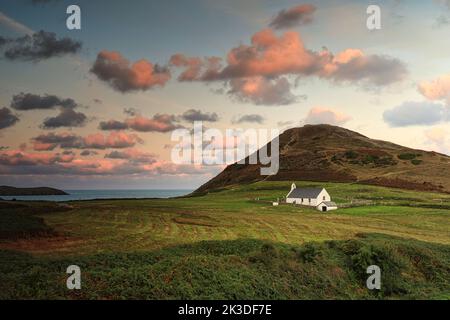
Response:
304,107,351,125
99,120,129,131
269,4,316,29
0,107,19,129
232,114,265,124
91,50,171,92
42,108,87,128
425,127,447,145
424,126,450,154
32,131,142,150
9,92,86,128
0,11,34,35
0,150,219,177
434,15,450,28
80,150,97,156
0,36,8,47
204,29,319,80
2,30,81,61
207,30,406,85
383,101,449,127
10,93,77,110
171,29,407,105
435,0,450,10
32,132,83,150
126,114,182,132
181,109,219,122
169,54,222,81
0,150,75,167
227,76,297,105
104,149,157,164
323,49,407,87
83,132,143,149
99,112,187,133
0,148,218,177
418,74,450,103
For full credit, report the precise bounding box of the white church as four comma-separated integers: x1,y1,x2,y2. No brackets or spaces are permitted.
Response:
286,183,338,212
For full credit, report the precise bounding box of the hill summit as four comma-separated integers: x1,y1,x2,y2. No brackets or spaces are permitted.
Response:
195,124,450,194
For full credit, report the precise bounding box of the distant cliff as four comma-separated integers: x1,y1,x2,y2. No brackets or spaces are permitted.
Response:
0,186,68,196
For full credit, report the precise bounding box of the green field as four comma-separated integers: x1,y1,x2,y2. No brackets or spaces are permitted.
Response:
0,181,449,299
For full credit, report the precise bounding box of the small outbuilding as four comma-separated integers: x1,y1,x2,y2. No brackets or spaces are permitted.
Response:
316,201,338,212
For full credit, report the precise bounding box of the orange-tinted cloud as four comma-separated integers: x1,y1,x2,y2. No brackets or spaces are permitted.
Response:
91,50,171,92
169,54,221,81
228,76,296,105
126,114,183,132
0,150,74,166
83,131,142,149
425,127,447,145
172,29,407,105
104,148,157,164
304,107,352,125
218,29,320,80
419,74,450,102
0,148,221,177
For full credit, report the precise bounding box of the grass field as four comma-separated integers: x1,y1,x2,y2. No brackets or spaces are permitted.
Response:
0,181,449,299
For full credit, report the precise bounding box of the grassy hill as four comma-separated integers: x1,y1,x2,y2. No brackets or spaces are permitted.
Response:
0,181,449,299
195,124,450,194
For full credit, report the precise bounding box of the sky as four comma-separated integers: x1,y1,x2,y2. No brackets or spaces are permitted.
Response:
1,0,450,189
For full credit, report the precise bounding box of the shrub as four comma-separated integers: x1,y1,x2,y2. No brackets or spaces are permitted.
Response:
347,242,410,296
374,157,397,166
345,151,358,159
297,243,323,263
411,159,423,165
398,153,417,160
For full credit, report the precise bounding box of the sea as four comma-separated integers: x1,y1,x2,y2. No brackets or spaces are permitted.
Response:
0,189,192,202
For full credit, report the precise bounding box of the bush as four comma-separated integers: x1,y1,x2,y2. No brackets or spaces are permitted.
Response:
374,157,397,166
297,243,323,262
398,153,417,160
345,151,358,159
346,241,410,296
411,159,423,165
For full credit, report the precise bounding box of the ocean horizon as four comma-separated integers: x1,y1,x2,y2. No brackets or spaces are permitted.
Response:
0,189,193,202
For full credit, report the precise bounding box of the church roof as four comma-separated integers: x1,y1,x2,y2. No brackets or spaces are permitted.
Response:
287,187,324,199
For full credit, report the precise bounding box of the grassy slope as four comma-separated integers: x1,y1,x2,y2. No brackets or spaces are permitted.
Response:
0,181,449,299
196,125,450,194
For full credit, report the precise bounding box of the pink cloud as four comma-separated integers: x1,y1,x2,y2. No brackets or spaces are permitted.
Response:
219,29,319,79
171,29,407,105
425,127,447,145
84,131,142,149
169,54,221,81
126,114,182,132
228,76,296,105
419,74,450,102
91,50,171,92
0,150,75,166
304,107,352,125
